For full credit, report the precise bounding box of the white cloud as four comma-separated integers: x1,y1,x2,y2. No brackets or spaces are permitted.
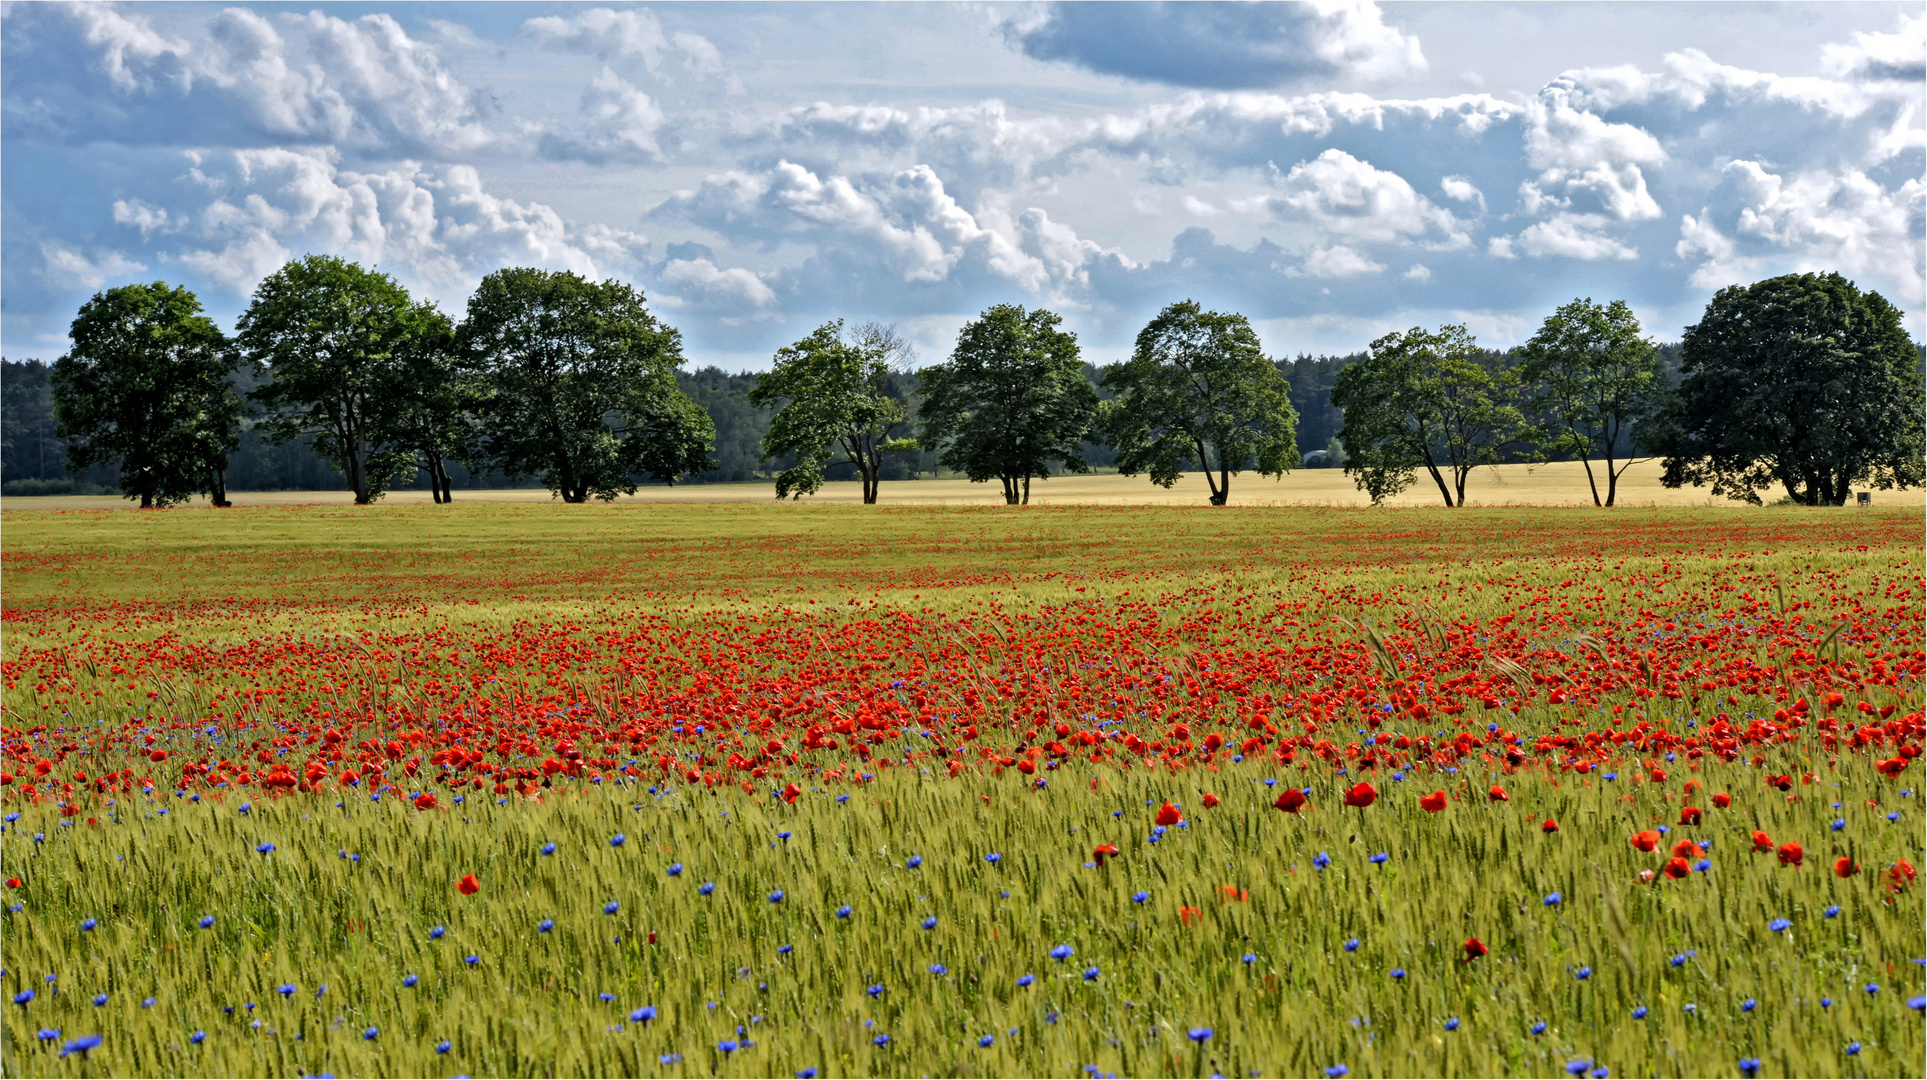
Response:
41,243,147,290
1523,78,1666,222
659,257,777,309
1296,244,1384,278
65,2,195,92
1304,0,1427,82
1509,215,1638,261
1438,176,1484,211
1821,12,1927,84
1269,149,1467,247
586,67,667,157
1402,263,1432,282
112,198,176,238
521,8,727,78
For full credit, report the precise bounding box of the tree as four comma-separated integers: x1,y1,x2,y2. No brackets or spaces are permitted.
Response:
389,310,468,503
460,268,713,502
1332,324,1525,506
1515,297,1668,507
1101,300,1298,505
748,320,917,503
238,255,440,505
50,281,241,508
918,304,1097,505
1647,272,1924,505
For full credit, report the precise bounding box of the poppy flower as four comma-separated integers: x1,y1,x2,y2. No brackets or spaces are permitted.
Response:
1155,801,1183,827
1777,842,1803,867
1670,839,1703,859
1679,806,1702,826
1887,859,1917,890
413,792,436,811
1766,774,1792,792
781,783,802,803
1662,857,1692,879
1631,830,1660,853
1201,792,1220,809
1751,830,1774,853
1419,791,1447,813
1712,792,1731,808
457,874,480,896
1541,819,1559,834
1463,937,1487,962
1092,843,1120,868
1274,789,1308,813
4,878,18,889
1834,857,1856,878
1876,757,1908,777
1487,785,1508,802
1342,782,1378,808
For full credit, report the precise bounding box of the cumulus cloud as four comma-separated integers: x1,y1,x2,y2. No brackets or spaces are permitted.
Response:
1296,244,1384,278
1008,1,1424,88
1510,216,1637,261
659,257,777,310
1268,149,1466,247
1676,160,1925,300
112,198,177,238
540,67,668,163
1821,12,1927,84
41,243,147,289
521,7,727,78
1437,176,1484,211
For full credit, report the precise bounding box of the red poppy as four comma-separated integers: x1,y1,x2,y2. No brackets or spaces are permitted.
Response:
1462,937,1487,961
782,782,802,803
457,873,480,895
1273,789,1307,813
1631,830,1661,852
1751,830,1773,853
1093,843,1120,868
413,792,437,811
1765,774,1792,792
1155,801,1183,827
1712,792,1731,809
1875,757,1908,777
1178,905,1202,925
1541,819,1559,834
1017,759,1036,775
1679,806,1702,826
1777,841,1804,867
1419,791,1447,813
1887,858,1917,890
1487,785,1508,802
1662,857,1692,879
3,877,18,889
1833,857,1856,878
1342,782,1378,808
1201,792,1221,809
647,930,658,945
1671,839,1704,859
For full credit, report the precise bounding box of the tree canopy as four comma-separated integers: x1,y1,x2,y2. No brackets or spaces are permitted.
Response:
1650,272,1925,505
918,304,1097,505
1102,300,1297,505
1332,324,1524,506
459,268,713,503
748,321,916,503
1515,297,1666,507
237,255,442,505
51,281,241,508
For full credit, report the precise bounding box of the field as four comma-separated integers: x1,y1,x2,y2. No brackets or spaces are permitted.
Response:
1,501,1922,1078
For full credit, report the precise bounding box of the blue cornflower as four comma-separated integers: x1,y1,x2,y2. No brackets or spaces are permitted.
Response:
1242,953,1257,964
699,882,715,896
1017,974,1035,987
1344,939,1360,952
836,905,852,918
60,1034,101,1057
1768,918,1791,933
778,831,791,841
1390,968,1406,980
866,984,884,998
1050,944,1074,961
798,1070,818,1079
719,1039,738,1055
1631,1006,1648,1020
1846,1042,1861,1055
1187,1027,1212,1043
1312,851,1333,870
667,862,683,876
769,890,785,903
1910,995,1926,1011
538,919,554,932
873,1034,890,1047
14,990,33,1007
605,902,619,915
1323,1066,1349,1078
1544,892,1562,906
1738,1058,1760,1078
255,843,274,855
541,842,557,856
436,1041,452,1054
985,853,1000,864
1083,967,1099,981
1694,859,1712,872
906,856,922,869
1575,966,1592,980
1565,1061,1591,1077
80,918,96,931
1830,818,1845,832
660,1053,681,1064
978,1035,995,1048
922,917,937,930
430,926,446,939
1741,998,1755,1012
836,795,849,804
403,975,419,988
1825,905,1840,918
929,964,947,975
1132,891,1150,903
1444,1018,1460,1031
630,1006,656,1023
1369,852,1389,865
362,1027,378,1040
610,833,626,847
1865,982,1879,995
189,1031,205,1044
1532,1021,1548,1034
198,915,215,929
92,994,107,1006
35,1028,58,1041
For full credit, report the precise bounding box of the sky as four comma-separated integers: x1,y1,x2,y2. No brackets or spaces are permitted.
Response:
3,1,1922,370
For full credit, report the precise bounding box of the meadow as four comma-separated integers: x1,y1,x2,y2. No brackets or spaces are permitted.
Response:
1,501,1922,1078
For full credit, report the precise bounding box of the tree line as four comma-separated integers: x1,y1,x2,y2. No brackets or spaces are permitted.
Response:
15,255,1923,508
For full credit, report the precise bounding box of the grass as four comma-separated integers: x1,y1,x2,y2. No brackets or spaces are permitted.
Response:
1,502,1922,1077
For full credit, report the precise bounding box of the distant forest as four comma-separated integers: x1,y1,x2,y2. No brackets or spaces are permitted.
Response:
0,347,1680,496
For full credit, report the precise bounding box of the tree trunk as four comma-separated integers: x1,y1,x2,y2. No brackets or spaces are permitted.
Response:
1001,475,1020,505
139,491,154,509
1215,465,1229,506
437,459,453,503
211,467,231,508
1420,450,1454,507
1605,462,1619,508
1454,466,1470,507
1022,474,1031,505
1580,455,1602,507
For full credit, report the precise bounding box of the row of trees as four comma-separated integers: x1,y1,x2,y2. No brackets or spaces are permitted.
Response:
37,258,1923,509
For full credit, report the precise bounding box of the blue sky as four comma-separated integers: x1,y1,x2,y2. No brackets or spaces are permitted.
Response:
3,1,1921,369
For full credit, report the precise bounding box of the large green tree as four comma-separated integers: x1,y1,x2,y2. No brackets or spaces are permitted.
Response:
460,268,713,502
1332,324,1525,506
1515,297,1667,507
918,304,1097,505
51,281,241,508
748,321,916,503
390,309,469,503
1101,300,1298,505
1647,272,1924,505
237,255,442,505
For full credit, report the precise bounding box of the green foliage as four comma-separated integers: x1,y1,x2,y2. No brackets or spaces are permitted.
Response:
237,256,443,505
1650,272,1926,506
1516,298,1667,507
1333,325,1525,507
918,304,1097,505
50,281,240,508
1102,301,1297,505
748,322,915,503
459,268,714,503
